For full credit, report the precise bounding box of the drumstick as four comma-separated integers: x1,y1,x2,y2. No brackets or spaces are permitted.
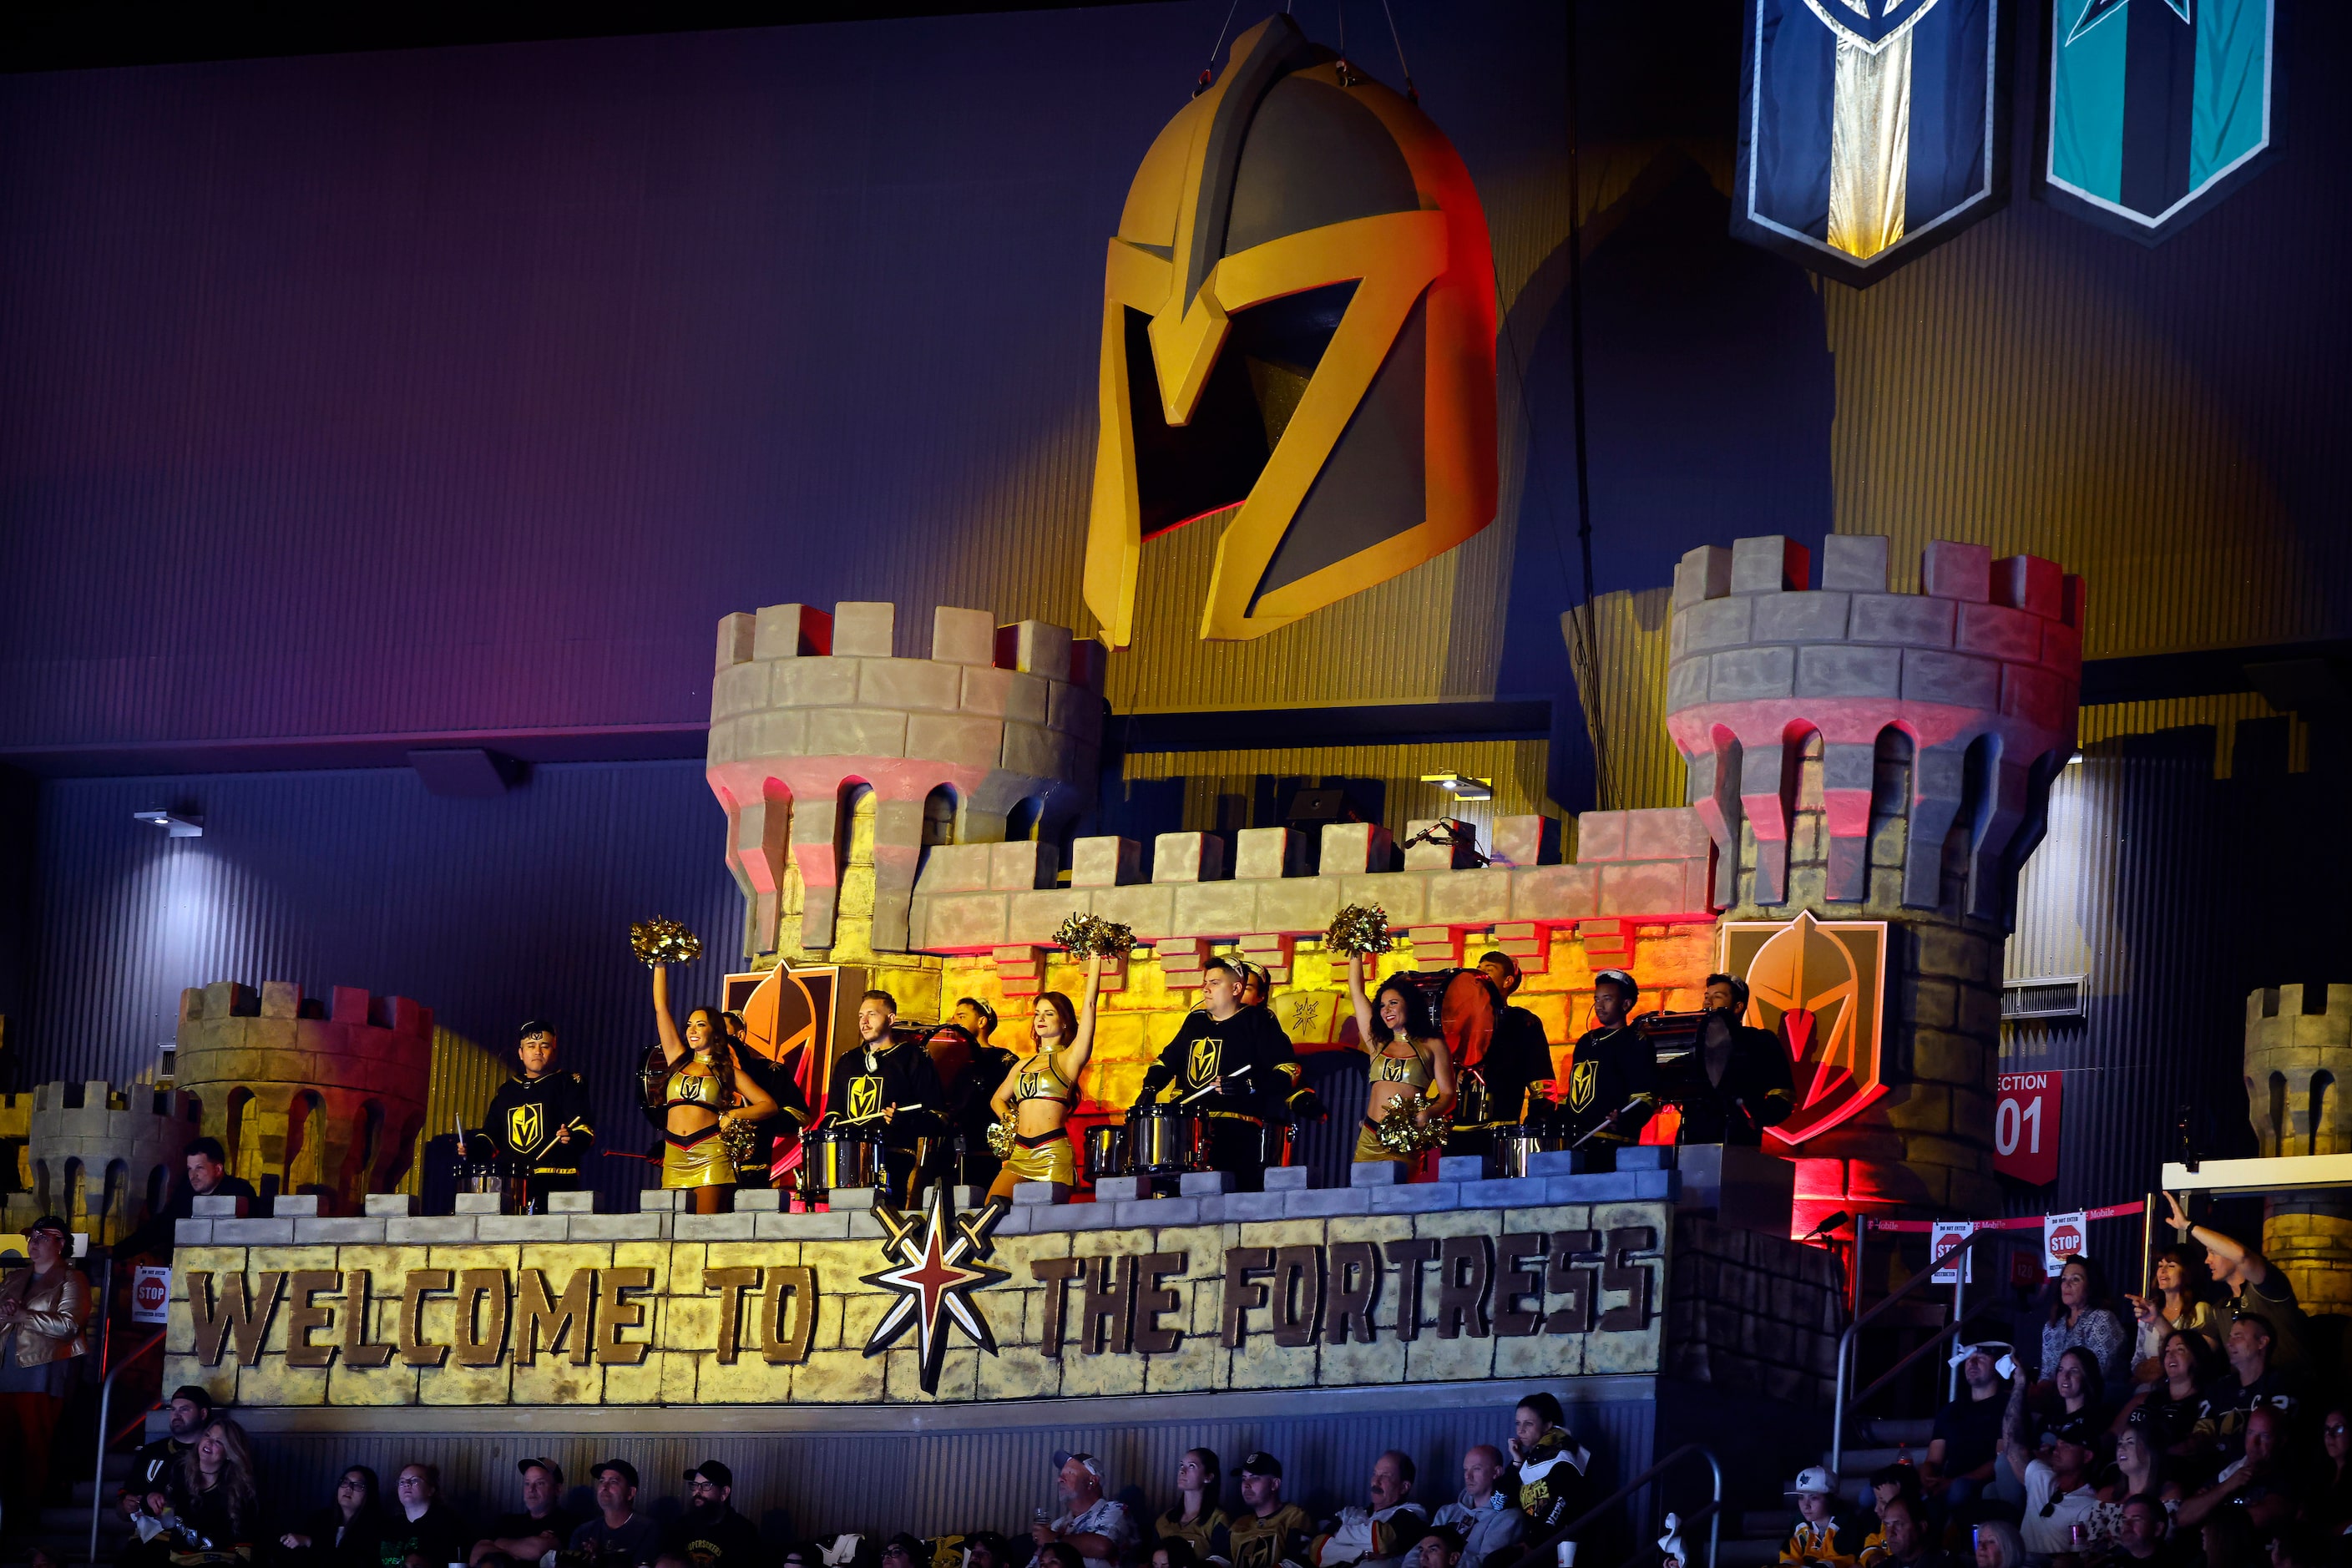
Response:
1178,1065,1251,1106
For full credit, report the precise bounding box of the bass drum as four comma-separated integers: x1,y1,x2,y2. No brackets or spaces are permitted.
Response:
1384,969,1501,1072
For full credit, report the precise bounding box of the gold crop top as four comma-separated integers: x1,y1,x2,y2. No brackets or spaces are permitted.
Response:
1013,1051,1075,1106
667,1063,727,1111
1368,1040,1435,1092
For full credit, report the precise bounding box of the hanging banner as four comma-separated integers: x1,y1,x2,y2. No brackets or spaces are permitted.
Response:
2042,0,2279,244
2042,1209,2088,1274
1734,0,2007,286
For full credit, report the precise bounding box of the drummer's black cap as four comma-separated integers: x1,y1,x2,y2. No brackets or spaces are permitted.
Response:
1593,969,1637,1002
1238,1451,1282,1479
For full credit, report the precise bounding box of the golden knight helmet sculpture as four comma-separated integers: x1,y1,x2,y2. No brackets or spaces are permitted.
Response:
1084,13,1498,646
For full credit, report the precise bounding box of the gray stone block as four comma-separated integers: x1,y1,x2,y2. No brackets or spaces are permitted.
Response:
1012,1182,1067,1206
960,665,1051,724
293,1217,387,1244
1672,545,1734,608
212,1217,296,1244
1820,534,1890,592
990,840,1059,892
807,706,910,759
1544,1172,1638,1202
732,1189,783,1212
364,1194,417,1217
1709,645,1797,701
1460,1177,1549,1209
387,1216,478,1243
1369,1181,1464,1213
1285,1186,1373,1216
1349,1161,1404,1187
677,1212,759,1241
1754,590,1850,643
1152,832,1228,883
1232,827,1306,880
1677,594,1753,652
1037,1203,1125,1232
569,1214,670,1241
192,1195,247,1217
908,712,1004,772
932,605,996,665
1191,1196,1227,1224
829,1187,881,1211
1001,720,1077,780
478,1214,571,1242
846,1213,888,1239
716,610,757,669
1920,540,1991,602
1666,656,1709,711
172,1219,213,1244
1850,592,1956,646
1221,1191,1288,1222
1257,1166,1310,1192
1070,836,1142,888
640,1189,683,1212
1618,1146,1672,1170
989,1206,1032,1236
453,1192,504,1214
546,1191,596,1214
1118,1197,1201,1227
1732,535,1808,594
1095,1177,1143,1203
1437,1156,1486,1181
756,1211,848,1240
272,1194,321,1218
1796,643,1903,698
1900,649,2001,709
832,600,896,657
859,655,963,712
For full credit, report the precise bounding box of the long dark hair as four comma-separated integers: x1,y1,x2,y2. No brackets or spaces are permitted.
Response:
2159,1327,2219,1389
340,1465,383,1525
685,1006,741,1107
2049,1255,2114,1326
180,1419,259,1531
2148,1246,2204,1316
1371,978,1436,1046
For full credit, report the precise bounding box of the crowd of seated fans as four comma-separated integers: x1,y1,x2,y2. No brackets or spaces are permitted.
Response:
1775,1201,2352,1568
38,1391,1597,1568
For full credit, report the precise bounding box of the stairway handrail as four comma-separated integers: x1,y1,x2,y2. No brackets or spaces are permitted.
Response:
1520,1443,1724,1568
1829,1224,2006,1475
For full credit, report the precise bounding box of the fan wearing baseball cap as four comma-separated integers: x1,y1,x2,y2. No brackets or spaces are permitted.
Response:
1923,1344,2012,1513
1778,1469,1860,1568
669,1461,768,1568
569,1460,660,1568
1547,971,1657,1153
1227,1454,1313,1568
473,1459,578,1567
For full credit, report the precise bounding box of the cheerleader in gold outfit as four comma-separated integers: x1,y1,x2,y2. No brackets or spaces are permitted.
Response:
650,962,780,1214
984,953,1104,1201
1343,953,1456,1166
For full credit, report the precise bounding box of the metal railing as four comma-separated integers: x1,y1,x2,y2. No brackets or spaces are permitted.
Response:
1521,1443,1725,1568
1829,1225,2010,1474
90,1328,169,1566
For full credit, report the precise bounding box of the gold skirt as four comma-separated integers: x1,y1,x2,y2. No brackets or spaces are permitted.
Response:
663,1128,735,1189
1353,1121,1411,1165
1004,1128,1076,1186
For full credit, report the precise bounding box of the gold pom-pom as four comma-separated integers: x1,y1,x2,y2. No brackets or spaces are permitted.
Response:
720,1115,762,1171
1053,912,1135,959
630,918,704,967
986,1120,1014,1159
1373,1091,1447,1157
1324,903,1394,956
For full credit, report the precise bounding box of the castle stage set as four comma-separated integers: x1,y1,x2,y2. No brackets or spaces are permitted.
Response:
0,0,2339,1558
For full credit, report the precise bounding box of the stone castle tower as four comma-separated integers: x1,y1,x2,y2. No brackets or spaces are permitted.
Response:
1665,534,2083,1223
2243,984,2352,1315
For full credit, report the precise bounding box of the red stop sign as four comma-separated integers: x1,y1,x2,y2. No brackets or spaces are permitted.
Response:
2047,1222,2083,1258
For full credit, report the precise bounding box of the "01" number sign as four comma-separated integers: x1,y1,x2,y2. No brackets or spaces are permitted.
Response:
1995,1071,2062,1186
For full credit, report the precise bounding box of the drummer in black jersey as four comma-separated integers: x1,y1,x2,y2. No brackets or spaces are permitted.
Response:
1447,951,1558,1161
483,1019,596,1209
1132,956,1313,1186
1660,973,1795,1145
933,997,1019,1193
1550,969,1659,1155
822,989,946,1206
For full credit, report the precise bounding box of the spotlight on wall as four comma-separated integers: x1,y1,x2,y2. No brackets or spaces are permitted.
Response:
133,809,204,838
1419,771,1494,802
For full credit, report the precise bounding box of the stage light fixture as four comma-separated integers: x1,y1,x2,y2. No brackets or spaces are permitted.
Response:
1420,772,1494,802
133,809,204,837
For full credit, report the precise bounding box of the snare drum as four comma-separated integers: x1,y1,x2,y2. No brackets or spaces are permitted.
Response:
1452,1070,1492,1132
803,1124,885,1194
1492,1127,1565,1179
1084,1124,1127,1184
1127,1104,1207,1176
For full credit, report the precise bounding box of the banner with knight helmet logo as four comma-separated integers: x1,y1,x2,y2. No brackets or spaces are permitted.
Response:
1733,0,2007,286
1717,913,1890,1146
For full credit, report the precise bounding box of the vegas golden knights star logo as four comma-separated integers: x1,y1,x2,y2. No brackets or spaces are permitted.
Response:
1190,1036,1222,1088
1568,1060,1597,1114
863,1186,1010,1394
1084,13,1497,645
848,1076,882,1122
506,1102,544,1154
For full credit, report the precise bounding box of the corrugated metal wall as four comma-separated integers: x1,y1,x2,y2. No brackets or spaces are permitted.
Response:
244,1394,1659,1545
1120,741,1560,842
19,762,743,1210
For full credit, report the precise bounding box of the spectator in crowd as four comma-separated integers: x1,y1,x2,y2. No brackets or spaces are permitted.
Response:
471,1459,575,1568
1965,1519,2021,1568
2127,1248,2222,1381
2309,1405,2352,1533
668,1461,768,1568
0,1213,89,1513
125,1387,215,1522
2194,1505,2260,1568
1151,1540,1202,1568
1313,1452,1428,1568
2039,1348,2111,1440
1228,1454,1314,1568
2106,1494,2169,1565
2001,1372,2100,1560
2041,1257,2130,1387
1154,1449,1231,1566
1778,1468,1861,1568
2175,1407,2295,1536
877,1535,923,1568
2086,1418,2174,1549
2162,1194,2310,1373
1429,1447,1520,1568
119,1140,261,1259
1926,1344,2012,1510
1860,1464,1923,1557
962,1535,1009,1568
2194,1316,2304,1455
1036,1546,1083,1568
2116,1332,2221,1462
377,1464,468,1568
1034,1452,1136,1568
280,1466,384,1568
569,1461,660,1568
2268,1530,2332,1568
1509,1393,1597,1538
176,1419,262,1565
1408,1529,1463,1568
1857,1496,1947,1568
